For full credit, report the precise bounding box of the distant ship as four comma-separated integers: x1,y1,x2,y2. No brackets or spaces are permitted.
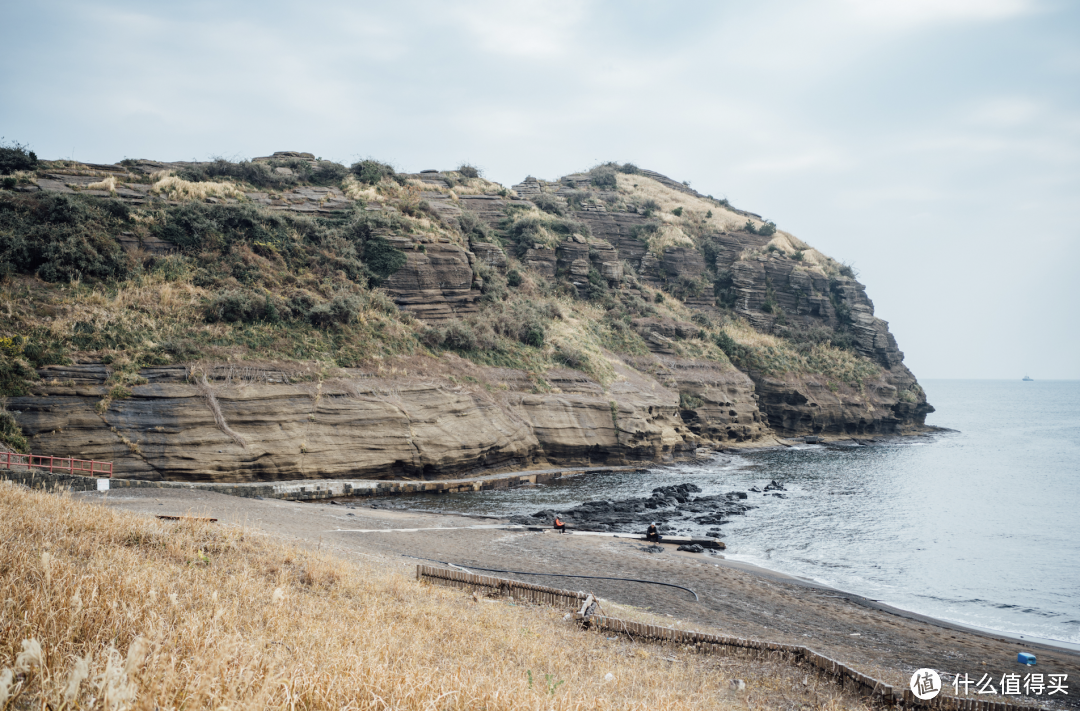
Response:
1023,375,1034,381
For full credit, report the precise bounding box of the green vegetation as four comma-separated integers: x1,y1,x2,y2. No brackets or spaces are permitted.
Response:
0,140,38,175
589,165,618,190
350,159,400,186
0,152,892,417
743,219,777,236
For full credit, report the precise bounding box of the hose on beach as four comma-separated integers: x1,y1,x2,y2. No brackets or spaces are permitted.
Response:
403,555,700,602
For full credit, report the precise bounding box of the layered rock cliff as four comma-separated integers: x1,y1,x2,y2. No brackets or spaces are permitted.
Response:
0,152,932,480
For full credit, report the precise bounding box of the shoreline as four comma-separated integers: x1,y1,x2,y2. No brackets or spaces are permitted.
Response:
430,520,1080,658
701,545,1080,656
82,486,1080,708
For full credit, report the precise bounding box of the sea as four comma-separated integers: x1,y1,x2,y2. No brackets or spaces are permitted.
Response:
384,380,1080,647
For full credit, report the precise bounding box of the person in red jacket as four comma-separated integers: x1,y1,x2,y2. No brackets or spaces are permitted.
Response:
554,516,566,533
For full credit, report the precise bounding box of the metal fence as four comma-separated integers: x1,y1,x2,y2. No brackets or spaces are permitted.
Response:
1,452,113,477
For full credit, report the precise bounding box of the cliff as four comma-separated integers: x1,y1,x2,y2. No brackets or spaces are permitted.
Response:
0,151,932,479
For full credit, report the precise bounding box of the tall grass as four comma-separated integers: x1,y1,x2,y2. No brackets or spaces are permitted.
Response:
0,483,763,710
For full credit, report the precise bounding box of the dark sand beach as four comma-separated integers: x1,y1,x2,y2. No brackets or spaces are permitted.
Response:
81,486,1080,708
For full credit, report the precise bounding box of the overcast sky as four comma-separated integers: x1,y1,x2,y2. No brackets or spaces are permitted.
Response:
2,0,1077,380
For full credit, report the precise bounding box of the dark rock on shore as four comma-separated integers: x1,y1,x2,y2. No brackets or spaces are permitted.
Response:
510,482,756,533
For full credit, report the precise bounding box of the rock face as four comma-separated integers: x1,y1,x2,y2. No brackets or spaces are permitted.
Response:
382,236,480,323
11,358,709,482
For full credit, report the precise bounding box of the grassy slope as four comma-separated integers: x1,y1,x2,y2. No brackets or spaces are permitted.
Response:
0,482,878,711
0,158,887,452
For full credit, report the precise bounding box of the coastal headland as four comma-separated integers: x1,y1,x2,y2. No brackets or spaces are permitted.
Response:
2,153,932,479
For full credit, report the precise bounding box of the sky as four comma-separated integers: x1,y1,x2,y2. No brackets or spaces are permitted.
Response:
1,0,1078,379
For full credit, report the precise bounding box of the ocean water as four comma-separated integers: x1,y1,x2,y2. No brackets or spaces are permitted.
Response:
385,380,1080,645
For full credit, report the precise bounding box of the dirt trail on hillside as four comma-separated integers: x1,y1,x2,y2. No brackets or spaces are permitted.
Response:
82,488,1079,709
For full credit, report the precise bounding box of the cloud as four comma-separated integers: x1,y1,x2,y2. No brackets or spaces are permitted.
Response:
839,0,1039,28
438,0,588,59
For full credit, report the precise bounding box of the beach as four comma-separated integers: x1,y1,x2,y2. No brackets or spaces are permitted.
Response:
82,486,1080,708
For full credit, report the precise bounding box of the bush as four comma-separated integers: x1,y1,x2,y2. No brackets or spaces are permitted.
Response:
155,201,292,252
350,160,398,185
506,270,522,287
640,198,659,217
555,344,588,370
458,210,493,243
0,140,37,175
0,409,28,453
503,214,589,257
532,193,566,217
672,207,683,217
562,190,590,211
617,163,640,174
457,164,480,179
0,193,130,282
713,330,747,363
630,222,659,243
442,321,478,351
590,166,618,190
176,159,297,190
745,219,777,236
309,161,348,186
308,293,362,327
205,290,265,323
362,236,407,282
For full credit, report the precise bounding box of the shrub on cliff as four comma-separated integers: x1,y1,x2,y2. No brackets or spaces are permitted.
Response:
457,163,481,179
458,210,493,243
177,159,293,190
308,293,363,327
0,193,129,282
362,236,407,284
503,212,590,257
0,140,37,175
0,407,28,452
590,165,618,190
156,202,293,252
309,160,349,186
743,219,777,236
532,193,566,216
350,159,399,186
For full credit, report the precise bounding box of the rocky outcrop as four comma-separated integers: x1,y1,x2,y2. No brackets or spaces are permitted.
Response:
750,373,924,437
9,357,711,482
382,236,480,323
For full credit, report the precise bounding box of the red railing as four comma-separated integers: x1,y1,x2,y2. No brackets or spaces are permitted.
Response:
2,452,113,478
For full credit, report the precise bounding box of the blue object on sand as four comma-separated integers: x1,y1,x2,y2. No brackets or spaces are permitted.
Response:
1018,653,1037,666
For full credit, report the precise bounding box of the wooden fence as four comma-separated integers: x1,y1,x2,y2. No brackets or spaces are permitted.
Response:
418,565,1039,711
416,564,588,610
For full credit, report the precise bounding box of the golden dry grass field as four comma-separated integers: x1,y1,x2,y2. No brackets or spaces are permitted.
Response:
0,482,879,711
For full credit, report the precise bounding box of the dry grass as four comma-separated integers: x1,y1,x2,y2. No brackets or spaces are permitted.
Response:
614,174,851,277
644,224,694,256
722,319,881,385
341,175,381,202
86,177,117,192
151,176,245,201
0,482,871,711
615,174,745,233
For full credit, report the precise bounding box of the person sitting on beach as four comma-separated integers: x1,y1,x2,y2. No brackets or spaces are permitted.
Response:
554,516,566,534
646,522,661,542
